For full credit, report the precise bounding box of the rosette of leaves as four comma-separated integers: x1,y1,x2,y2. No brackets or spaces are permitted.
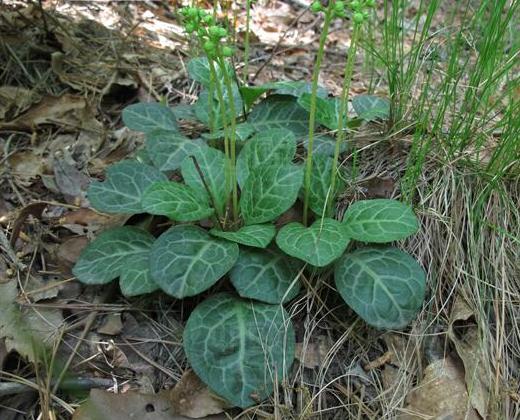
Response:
74,59,426,409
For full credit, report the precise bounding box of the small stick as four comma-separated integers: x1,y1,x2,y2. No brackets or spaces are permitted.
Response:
0,377,115,397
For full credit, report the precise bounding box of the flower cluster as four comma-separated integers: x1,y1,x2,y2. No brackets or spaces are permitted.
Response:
180,7,234,59
310,0,375,23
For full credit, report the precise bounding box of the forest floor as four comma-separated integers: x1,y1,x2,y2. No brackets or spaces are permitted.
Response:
0,1,518,419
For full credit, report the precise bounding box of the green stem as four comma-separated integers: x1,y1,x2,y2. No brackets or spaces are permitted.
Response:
216,54,239,222
244,0,251,83
302,3,335,226
329,23,361,215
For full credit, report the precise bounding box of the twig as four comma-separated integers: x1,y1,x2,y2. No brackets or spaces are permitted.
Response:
251,6,310,82
51,284,116,394
0,376,114,397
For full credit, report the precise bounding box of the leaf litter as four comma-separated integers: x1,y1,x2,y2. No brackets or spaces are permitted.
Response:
0,0,516,419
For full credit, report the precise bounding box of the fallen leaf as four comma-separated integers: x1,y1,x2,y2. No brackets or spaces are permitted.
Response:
169,370,229,418
0,280,63,362
295,336,331,369
58,208,128,236
53,157,90,200
449,296,490,418
56,236,89,269
0,94,103,134
73,389,228,420
0,86,41,120
6,151,44,182
399,356,480,420
98,313,123,336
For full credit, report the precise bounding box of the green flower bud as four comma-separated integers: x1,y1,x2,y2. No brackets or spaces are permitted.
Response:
202,15,214,24
197,28,206,37
204,40,216,53
353,11,364,23
350,0,361,11
310,1,322,13
362,10,369,19
217,27,228,38
222,46,234,57
334,1,345,12
366,0,376,7
334,9,346,18
185,23,195,33
186,7,198,18
209,25,221,38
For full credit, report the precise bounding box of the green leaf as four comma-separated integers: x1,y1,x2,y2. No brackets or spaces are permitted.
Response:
141,181,214,222
187,57,233,88
230,248,302,303
149,225,238,298
73,227,159,296
298,93,341,130
334,247,426,329
247,95,310,136
184,293,295,408
352,95,390,121
181,144,231,215
240,81,328,109
146,131,203,171
308,154,344,217
210,224,276,248
194,89,243,129
202,122,256,142
342,199,419,243
236,128,296,188
171,104,197,121
276,219,351,267
302,134,347,157
88,161,167,214
122,103,178,133
119,252,159,297
240,162,303,225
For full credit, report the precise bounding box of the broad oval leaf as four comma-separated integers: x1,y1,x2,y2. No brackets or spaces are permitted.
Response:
334,247,426,329
122,102,178,133
194,89,243,129
230,248,301,303
88,160,167,214
184,293,295,408
352,95,390,121
142,181,214,222
236,128,296,187
146,130,203,171
302,134,347,157
181,144,231,215
240,81,328,109
298,93,342,130
308,154,344,218
276,219,351,267
247,95,310,136
187,57,233,88
342,199,419,243
149,225,238,298
73,227,159,296
240,162,303,225
210,224,276,248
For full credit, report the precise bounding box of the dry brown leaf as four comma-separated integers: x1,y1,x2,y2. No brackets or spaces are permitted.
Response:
0,86,41,120
449,296,490,418
0,94,103,134
98,313,124,336
0,280,63,362
295,336,331,369
58,208,128,236
169,370,229,418
399,356,480,420
6,151,44,182
56,236,89,269
53,158,90,200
